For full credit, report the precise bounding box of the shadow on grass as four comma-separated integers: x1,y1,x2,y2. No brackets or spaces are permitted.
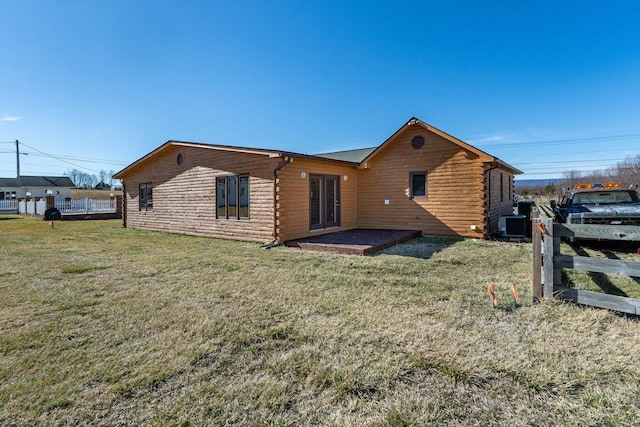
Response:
601,248,640,287
373,236,461,260
0,216,21,221
564,241,629,297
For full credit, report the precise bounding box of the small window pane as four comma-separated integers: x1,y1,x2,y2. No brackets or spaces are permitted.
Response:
310,176,322,227
147,186,153,209
139,186,146,210
227,176,237,218
139,183,153,211
239,176,249,218
217,178,227,218
411,173,426,198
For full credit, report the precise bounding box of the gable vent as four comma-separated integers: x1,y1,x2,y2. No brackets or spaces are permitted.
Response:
411,135,425,149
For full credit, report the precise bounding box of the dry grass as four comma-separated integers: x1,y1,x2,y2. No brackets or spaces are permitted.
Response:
71,189,123,200
2,215,640,425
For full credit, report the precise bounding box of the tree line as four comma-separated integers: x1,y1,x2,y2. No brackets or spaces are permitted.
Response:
516,153,640,198
65,169,118,189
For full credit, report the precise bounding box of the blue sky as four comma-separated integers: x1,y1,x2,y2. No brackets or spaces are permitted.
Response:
1,1,639,181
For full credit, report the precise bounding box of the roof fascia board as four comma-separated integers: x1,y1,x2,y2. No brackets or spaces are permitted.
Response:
171,142,359,165
359,117,522,174
170,141,281,157
417,120,522,173
114,141,359,178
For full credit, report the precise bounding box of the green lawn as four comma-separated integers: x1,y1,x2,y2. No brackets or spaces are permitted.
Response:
2,215,640,425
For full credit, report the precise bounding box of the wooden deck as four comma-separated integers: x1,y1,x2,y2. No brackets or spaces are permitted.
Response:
284,229,422,255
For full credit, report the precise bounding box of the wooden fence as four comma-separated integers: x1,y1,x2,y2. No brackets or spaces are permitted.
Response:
532,209,640,314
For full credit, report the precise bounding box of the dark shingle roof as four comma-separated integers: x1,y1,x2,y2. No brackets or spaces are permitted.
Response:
0,178,18,187
314,147,377,163
0,176,74,187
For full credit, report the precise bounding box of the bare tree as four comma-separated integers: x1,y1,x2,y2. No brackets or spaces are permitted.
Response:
561,153,640,189
617,154,640,185
562,170,583,189
65,169,99,189
65,169,83,188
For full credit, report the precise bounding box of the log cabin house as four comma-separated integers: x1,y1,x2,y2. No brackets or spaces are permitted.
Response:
113,117,522,243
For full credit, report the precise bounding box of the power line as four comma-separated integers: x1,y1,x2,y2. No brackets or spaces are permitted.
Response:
18,142,105,174
0,150,128,166
474,133,640,149
12,142,131,174
0,146,128,166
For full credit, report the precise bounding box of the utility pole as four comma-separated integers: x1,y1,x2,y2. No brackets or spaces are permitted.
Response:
15,140,21,185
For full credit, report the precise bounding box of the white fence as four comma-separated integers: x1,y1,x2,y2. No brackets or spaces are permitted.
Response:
0,200,18,212
55,198,116,214
7,198,117,216
17,199,46,215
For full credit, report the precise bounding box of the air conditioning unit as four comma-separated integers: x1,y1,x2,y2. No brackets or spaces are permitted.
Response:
498,215,526,237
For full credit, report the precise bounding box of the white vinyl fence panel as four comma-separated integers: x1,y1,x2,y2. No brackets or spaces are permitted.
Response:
0,200,18,212
17,199,46,215
55,198,116,214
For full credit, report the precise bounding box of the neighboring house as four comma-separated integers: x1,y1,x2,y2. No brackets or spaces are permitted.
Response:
0,176,74,200
113,117,522,243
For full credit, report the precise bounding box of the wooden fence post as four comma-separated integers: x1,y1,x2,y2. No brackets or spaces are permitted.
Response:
553,222,562,288
532,207,542,301
542,217,556,298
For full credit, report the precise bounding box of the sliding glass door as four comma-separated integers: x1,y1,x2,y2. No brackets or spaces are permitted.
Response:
310,174,340,230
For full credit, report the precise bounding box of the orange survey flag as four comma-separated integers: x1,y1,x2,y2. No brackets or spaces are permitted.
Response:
487,283,497,307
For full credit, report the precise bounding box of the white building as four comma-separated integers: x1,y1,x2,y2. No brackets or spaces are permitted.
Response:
0,176,74,200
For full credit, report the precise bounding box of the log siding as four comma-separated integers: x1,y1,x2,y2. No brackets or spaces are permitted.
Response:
277,158,358,242
356,126,487,238
120,145,280,242
485,167,515,234
114,118,522,243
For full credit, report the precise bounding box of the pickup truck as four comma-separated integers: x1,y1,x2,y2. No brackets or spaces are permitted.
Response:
552,182,640,226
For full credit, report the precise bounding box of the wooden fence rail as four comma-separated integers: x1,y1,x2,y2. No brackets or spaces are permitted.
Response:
532,209,640,314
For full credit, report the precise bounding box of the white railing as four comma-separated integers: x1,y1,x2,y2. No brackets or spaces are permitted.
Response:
55,198,116,214
0,200,18,211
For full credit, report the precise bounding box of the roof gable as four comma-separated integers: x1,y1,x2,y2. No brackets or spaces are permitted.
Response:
114,140,361,178
114,118,522,178
361,117,522,174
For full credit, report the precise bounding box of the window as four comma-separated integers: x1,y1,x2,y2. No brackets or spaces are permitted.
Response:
139,183,153,211
410,172,427,198
217,175,249,220
500,173,504,202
